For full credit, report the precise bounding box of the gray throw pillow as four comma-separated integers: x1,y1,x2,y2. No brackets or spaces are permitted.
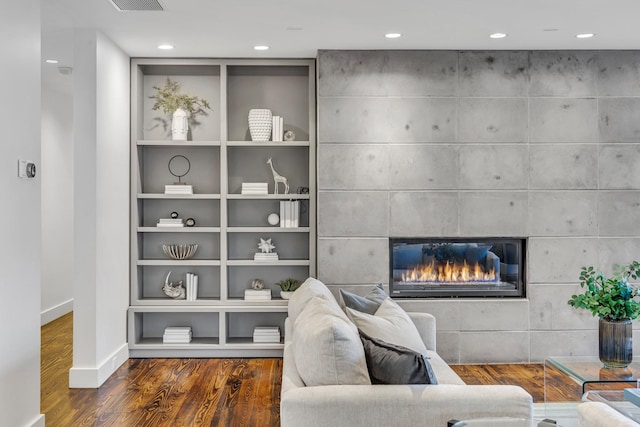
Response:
359,330,438,385
339,283,387,315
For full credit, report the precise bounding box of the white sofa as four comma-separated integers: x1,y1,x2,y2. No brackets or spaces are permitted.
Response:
280,278,533,427
578,402,640,427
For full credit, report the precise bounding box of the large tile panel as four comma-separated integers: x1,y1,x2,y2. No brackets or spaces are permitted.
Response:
529,98,598,143
597,238,640,272
530,331,598,361
598,191,640,236
528,284,599,330
459,145,528,190
388,98,457,143
529,51,598,97
598,51,640,96
459,300,529,331
389,145,458,189
318,144,389,190
458,98,528,143
599,144,640,189
529,144,598,189
317,50,388,97
459,51,529,96
527,237,598,283
389,191,459,237
318,97,389,143
318,191,389,237
599,98,640,143
386,51,458,96
459,331,530,363
317,238,388,284
459,192,528,236
528,191,598,236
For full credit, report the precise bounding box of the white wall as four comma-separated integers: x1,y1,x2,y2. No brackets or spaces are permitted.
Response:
41,85,74,325
69,29,130,388
0,1,45,426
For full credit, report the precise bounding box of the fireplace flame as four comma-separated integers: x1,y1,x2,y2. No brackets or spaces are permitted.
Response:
401,260,497,283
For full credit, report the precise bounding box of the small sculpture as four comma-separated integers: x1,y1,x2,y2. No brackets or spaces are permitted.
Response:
162,271,185,299
258,238,276,253
251,279,265,290
266,157,289,194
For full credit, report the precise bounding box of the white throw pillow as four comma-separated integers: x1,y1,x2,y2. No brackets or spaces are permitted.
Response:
288,277,338,324
345,297,428,356
293,295,371,386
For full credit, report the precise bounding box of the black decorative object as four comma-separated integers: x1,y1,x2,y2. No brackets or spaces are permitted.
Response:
168,154,191,184
185,218,196,227
170,211,179,219
600,318,633,368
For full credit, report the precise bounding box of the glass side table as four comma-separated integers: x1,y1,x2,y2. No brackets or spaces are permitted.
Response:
583,390,640,423
544,356,640,402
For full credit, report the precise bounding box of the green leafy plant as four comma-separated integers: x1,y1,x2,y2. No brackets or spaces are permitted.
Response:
277,278,302,292
150,77,211,118
568,262,640,321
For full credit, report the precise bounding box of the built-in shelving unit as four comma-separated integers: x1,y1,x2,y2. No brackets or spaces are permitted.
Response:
129,58,316,357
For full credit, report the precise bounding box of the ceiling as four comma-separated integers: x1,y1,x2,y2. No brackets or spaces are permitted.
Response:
41,0,640,92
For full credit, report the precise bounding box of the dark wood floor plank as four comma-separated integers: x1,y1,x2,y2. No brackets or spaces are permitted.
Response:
44,312,595,426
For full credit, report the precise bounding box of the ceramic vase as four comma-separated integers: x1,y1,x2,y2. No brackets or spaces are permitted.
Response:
248,108,272,141
599,318,632,368
280,291,293,300
172,107,188,141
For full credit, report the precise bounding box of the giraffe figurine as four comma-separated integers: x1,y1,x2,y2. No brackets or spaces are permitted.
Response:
266,157,290,194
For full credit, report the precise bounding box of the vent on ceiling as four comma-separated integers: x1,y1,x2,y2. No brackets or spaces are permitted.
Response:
109,0,163,11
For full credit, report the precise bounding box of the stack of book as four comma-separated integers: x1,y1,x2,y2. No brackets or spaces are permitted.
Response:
165,184,193,195
244,289,272,301
157,218,184,228
241,182,268,195
163,326,192,344
279,200,300,228
253,326,281,343
185,273,198,301
254,252,279,261
272,116,284,141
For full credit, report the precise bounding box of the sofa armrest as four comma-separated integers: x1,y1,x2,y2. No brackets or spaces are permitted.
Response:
281,384,532,427
407,312,436,351
578,402,640,427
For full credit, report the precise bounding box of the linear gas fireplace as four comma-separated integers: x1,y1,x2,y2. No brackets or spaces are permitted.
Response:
389,238,526,298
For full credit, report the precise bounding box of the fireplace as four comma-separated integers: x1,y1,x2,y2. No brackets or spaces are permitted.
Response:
389,238,526,298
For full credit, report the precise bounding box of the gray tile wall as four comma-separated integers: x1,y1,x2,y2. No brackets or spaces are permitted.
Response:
317,50,640,363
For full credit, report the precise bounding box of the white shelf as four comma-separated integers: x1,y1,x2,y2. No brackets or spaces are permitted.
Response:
227,140,310,147
131,337,220,349
137,140,221,146
137,259,221,266
227,259,310,266
227,226,309,233
137,226,221,233
138,193,221,199
132,298,222,306
227,194,310,200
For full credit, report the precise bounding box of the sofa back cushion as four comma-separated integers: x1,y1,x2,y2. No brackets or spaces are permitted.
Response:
339,284,387,315
288,277,337,324
293,295,371,386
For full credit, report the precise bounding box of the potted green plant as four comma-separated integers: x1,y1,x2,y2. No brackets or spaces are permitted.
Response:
277,278,302,300
568,261,640,367
150,77,211,140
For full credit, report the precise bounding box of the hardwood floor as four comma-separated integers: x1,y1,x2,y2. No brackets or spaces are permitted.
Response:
42,313,580,426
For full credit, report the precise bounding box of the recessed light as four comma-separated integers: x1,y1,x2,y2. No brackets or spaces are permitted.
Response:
45,59,59,64
576,33,595,39
158,44,174,50
489,33,507,39
385,33,402,39
254,45,270,51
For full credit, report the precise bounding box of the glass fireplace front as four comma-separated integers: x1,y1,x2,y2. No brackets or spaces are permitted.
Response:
389,238,525,298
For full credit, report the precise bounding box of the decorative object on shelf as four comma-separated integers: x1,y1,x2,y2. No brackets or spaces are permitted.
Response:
171,211,179,219
165,155,193,194
241,182,268,195
162,243,198,260
185,273,198,301
279,200,299,228
251,278,265,290
255,237,278,261
266,157,290,194
163,326,192,343
568,262,640,368
248,108,272,141
244,288,271,301
162,271,185,299
277,278,302,300
253,326,280,343
185,218,196,227
150,77,211,141
283,130,295,141
267,213,280,226
297,186,309,194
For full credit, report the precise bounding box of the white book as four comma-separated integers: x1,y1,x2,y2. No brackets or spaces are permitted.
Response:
254,253,279,261
158,218,183,224
245,289,272,297
164,326,192,333
292,200,299,228
279,116,284,141
280,201,286,227
252,337,281,343
242,182,268,189
156,223,185,228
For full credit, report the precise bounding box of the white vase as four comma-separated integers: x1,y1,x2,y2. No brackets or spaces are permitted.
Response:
172,108,188,141
280,291,293,300
248,109,272,141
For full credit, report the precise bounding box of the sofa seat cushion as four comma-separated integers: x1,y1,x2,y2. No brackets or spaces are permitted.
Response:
345,297,428,356
293,295,371,386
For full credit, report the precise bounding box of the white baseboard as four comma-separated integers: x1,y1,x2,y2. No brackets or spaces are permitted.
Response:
69,343,129,388
41,299,73,325
28,414,45,427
